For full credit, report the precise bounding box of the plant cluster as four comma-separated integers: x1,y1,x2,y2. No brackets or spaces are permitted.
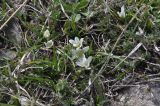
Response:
0,0,160,105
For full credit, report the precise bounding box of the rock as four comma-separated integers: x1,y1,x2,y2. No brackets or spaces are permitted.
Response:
2,18,23,47
0,49,17,60
111,82,160,106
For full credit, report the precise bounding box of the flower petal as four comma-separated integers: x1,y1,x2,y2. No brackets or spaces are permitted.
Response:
44,29,50,38
139,27,144,34
87,56,92,63
76,54,85,67
80,38,84,47
45,40,53,48
84,56,92,69
69,39,75,44
82,46,89,52
76,61,83,67
117,5,125,18
75,37,79,42
121,5,125,17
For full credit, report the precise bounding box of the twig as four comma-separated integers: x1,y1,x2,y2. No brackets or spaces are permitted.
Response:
136,78,160,84
60,3,69,19
110,43,142,72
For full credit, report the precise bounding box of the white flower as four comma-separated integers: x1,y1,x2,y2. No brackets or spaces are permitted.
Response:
117,5,126,18
19,96,30,106
76,54,92,69
44,40,53,49
71,46,89,59
69,37,83,48
136,27,144,36
43,29,50,38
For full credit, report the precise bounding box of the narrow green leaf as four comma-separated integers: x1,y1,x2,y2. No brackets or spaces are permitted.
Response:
76,0,89,10
0,103,16,106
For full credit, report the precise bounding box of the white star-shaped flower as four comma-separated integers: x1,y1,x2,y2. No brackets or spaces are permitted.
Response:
76,54,92,69
117,5,126,18
71,46,89,59
69,37,83,48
